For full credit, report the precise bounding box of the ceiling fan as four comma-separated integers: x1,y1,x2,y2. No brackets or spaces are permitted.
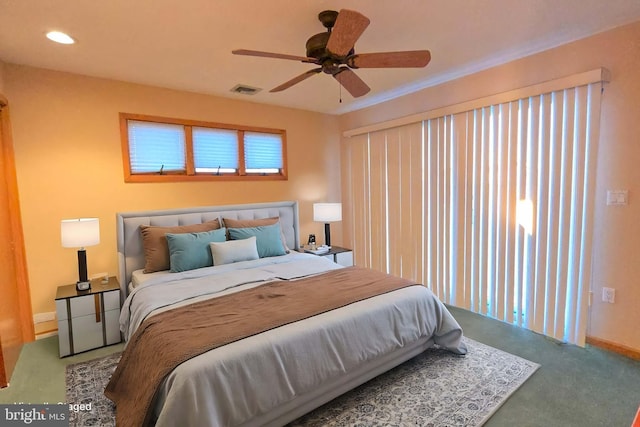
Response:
232,9,431,98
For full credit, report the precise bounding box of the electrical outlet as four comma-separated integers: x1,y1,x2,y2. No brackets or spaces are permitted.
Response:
606,190,628,206
602,287,615,303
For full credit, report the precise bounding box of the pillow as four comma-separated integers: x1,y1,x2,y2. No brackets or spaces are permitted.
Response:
165,228,227,273
209,237,259,266
228,223,287,258
222,217,290,253
140,219,221,273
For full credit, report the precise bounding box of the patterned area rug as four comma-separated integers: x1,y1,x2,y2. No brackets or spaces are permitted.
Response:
65,337,538,426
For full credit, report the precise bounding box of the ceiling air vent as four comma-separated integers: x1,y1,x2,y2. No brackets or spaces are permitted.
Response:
230,84,262,95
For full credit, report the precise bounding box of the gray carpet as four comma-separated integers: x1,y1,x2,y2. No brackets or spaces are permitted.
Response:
66,337,538,426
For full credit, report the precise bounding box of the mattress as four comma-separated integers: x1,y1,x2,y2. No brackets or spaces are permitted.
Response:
130,268,169,289
128,251,307,290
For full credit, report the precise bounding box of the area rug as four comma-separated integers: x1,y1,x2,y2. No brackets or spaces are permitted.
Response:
65,337,538,426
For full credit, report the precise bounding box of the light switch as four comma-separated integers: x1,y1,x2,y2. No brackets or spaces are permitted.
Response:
606,190,628,206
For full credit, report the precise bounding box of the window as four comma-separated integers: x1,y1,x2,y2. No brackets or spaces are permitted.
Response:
120,113,287,182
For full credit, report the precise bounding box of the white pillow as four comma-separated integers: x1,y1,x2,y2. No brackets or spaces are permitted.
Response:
209,236,259,266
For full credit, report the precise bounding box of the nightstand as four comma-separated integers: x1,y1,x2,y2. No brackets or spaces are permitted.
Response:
313,246,354,267
55,276,121,357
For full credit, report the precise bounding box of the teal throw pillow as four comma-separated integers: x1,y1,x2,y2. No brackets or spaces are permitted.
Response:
228,223,287,258
166,228,227,272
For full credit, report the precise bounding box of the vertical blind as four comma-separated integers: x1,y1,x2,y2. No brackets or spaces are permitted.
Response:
344,79,603,346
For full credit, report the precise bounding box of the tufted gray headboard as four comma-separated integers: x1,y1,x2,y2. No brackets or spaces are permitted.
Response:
116,201,300,300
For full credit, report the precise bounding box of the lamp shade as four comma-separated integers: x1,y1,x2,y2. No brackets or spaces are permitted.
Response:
313,203,342,223
61,218,100,248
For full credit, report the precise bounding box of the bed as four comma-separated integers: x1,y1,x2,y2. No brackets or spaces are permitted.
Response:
107,201,467,427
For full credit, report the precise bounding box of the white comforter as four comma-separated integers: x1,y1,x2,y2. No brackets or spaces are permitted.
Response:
119,253,467,427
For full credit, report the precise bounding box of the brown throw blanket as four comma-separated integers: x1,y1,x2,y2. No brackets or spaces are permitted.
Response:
104,266,417,427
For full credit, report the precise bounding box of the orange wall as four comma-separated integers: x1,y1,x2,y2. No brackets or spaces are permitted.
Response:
0,61,5,93
4,65,342,326
340,21,640,352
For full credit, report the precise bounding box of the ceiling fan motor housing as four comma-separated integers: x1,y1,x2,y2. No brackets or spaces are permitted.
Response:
306,32,331,59
306,32,355,60
307,10,356,62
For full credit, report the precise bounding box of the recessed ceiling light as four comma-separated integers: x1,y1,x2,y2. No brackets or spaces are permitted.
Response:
46,31,75,45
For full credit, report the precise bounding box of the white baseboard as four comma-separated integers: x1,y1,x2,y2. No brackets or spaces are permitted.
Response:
33,311,56,324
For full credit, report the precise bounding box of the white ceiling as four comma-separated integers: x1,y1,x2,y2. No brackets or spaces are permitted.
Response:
1,0,640,115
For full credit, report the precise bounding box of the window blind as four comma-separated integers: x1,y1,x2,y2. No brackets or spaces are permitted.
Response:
454,84,601,345
128,121,185,173
345,79,603,346
192,127,238,173
244,132,283,172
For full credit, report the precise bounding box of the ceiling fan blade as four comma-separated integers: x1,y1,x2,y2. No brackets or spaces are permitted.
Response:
326,9,370,57
334,68,370,98
270,68,322,92
348,50,432,68
232,49,317,63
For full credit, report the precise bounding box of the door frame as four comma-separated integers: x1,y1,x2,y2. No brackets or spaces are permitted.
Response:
0,94,35,387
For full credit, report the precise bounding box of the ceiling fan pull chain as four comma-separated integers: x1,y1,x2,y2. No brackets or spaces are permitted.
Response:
339,80,342,103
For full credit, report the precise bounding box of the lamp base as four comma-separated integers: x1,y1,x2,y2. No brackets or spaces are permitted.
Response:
324,223,331,247
76,281,91,291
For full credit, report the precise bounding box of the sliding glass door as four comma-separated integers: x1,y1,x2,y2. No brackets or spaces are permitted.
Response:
344,80,603,346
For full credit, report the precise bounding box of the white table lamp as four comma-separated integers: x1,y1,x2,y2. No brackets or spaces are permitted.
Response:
61,218,100,291
313,203,342,247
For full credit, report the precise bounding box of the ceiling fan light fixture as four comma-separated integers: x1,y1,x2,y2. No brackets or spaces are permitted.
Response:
46,31,75,44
